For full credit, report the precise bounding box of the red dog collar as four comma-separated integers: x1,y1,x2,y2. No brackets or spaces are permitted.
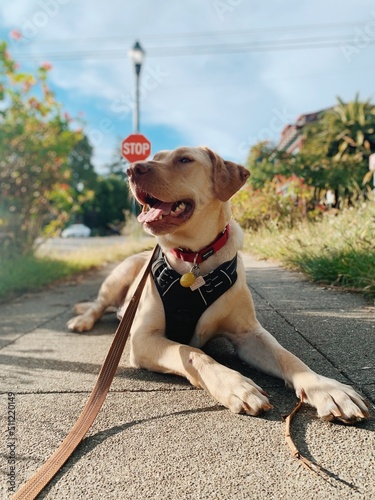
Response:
170,225,230,264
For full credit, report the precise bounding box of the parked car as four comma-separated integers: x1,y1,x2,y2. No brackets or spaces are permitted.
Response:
61,224,91,238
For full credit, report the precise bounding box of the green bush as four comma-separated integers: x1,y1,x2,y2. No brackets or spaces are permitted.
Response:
231,177,311,230
243,202,375,297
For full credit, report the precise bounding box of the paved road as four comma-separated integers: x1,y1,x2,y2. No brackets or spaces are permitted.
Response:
0,253,374,499
36,235,130,257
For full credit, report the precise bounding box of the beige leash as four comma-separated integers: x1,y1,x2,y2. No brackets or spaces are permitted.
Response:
12,245,159,500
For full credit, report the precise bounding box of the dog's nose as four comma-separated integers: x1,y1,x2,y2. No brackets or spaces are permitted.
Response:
126,162,150,178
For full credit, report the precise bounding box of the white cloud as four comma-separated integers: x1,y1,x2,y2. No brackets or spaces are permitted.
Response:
2,0,375,169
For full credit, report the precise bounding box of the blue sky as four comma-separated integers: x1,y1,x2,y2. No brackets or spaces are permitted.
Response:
1,0,375,173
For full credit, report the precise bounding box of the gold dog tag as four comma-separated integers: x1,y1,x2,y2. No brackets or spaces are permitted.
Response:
180,272,196,287
180,261,205,290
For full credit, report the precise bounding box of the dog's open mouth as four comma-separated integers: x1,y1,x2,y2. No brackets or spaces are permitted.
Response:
136,192,194,225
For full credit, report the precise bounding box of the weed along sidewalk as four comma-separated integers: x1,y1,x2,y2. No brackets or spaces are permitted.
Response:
241,204,375,299
0,253,374,499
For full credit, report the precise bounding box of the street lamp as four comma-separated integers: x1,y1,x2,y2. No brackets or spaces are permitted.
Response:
129,40,145,134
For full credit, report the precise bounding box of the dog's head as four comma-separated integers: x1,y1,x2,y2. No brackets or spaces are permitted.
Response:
126,146,249,236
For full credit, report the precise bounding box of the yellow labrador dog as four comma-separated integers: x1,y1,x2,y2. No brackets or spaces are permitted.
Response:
67,146,369,424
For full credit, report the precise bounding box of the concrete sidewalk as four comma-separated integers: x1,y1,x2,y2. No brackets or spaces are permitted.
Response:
0,254,374,499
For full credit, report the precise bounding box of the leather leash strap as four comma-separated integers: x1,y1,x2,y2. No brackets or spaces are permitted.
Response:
12,245,159,500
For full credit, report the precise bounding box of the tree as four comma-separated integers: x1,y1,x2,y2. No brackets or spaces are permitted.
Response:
67,141,131,234
247,95,375,207
247,141,295,189
0,41,82,252
106,140,127,181
302,94,375,202
81,176,130,235
68,135,98,191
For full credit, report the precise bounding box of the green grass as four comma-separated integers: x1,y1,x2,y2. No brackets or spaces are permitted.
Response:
2,205,374,301
243,202,375,298
0,238,153,301
0,255,81,300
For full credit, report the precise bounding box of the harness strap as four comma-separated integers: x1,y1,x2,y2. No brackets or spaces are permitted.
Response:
152,248,238,345
12,245,159,500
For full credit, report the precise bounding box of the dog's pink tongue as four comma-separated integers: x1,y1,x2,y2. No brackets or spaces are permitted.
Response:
137,201,174,223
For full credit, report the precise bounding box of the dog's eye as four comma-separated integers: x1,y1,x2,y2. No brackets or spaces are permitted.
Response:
179,157,192,164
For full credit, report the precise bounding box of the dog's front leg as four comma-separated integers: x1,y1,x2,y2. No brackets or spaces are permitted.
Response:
232,326,369,423
67,252,150,332
130,331,272,416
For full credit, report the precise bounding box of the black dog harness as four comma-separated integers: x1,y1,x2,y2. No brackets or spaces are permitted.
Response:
152,248,238,345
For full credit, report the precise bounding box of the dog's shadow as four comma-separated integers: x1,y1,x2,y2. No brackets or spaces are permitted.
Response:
115,336,286,392
203,337,286,389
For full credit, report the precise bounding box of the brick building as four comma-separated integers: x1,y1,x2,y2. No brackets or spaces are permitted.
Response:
276,108,329,153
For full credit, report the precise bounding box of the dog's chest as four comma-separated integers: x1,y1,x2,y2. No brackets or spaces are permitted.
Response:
152,252,237,345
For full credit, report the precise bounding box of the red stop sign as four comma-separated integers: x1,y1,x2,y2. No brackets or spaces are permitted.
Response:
121,133,151,163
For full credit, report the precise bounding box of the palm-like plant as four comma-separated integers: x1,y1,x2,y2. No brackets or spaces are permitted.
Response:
302,94,375,191
329,93,375,162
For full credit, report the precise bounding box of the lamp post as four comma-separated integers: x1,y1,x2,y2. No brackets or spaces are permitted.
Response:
129,40,145,134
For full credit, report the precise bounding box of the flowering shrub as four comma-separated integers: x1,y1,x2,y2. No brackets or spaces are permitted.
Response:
0,41,82,253
231,176,312,230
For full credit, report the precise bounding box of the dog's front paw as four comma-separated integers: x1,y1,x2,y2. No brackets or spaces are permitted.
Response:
190,353,272,416
296,374,370,424
223,373,273,416
66,315,95,333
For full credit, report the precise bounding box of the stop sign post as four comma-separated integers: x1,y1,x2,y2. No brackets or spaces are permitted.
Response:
122,133,151,163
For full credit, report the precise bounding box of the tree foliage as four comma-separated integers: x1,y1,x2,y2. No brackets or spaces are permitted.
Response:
0,41,131,249
232,175,312,230
247,142,295,189
106,141,127,181
247,95,375,207
81,175,130,235
68,135,98,191
0,41,82,252
66,140,131,235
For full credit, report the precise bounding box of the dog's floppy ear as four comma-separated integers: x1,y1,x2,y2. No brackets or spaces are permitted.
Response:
203,147,250,201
